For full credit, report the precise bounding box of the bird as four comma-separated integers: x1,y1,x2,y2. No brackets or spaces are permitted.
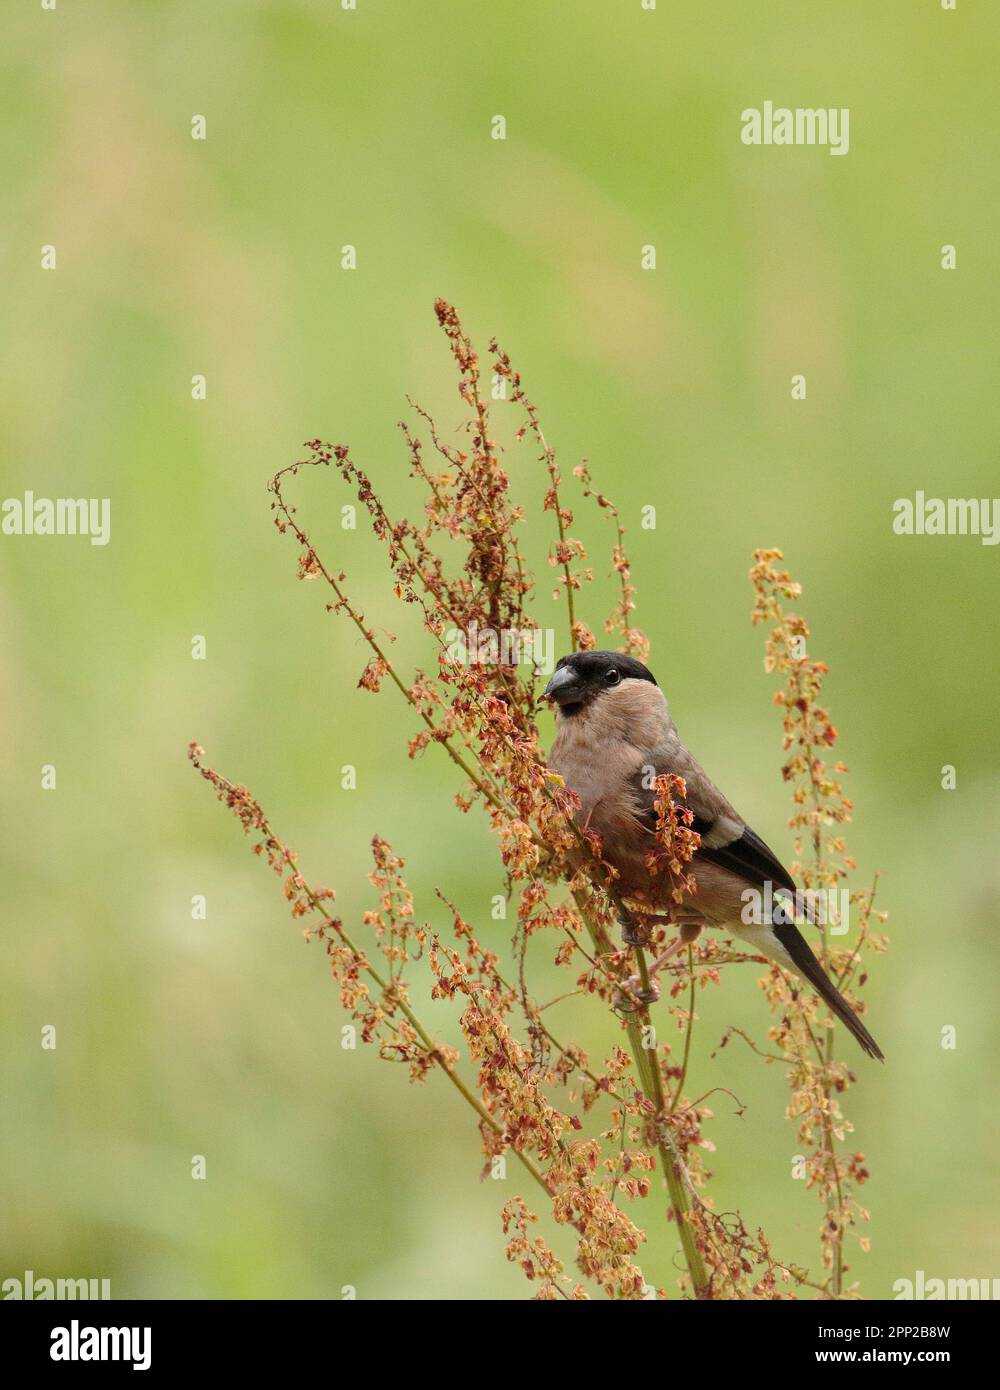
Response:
542,649,883,1060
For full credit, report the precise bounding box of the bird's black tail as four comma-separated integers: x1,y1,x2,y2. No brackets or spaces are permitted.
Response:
771,917,884,1061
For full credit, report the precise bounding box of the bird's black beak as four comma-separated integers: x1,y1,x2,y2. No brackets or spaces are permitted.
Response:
542,666,582,707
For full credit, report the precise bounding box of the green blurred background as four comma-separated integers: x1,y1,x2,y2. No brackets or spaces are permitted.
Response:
2,0,997,1299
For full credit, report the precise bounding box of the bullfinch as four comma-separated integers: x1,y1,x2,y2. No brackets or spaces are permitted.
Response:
543,650,883,1060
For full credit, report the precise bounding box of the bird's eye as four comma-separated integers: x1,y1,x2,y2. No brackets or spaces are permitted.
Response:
605,668,620,685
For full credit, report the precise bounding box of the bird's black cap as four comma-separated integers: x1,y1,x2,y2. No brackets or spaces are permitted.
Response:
543,650,657,710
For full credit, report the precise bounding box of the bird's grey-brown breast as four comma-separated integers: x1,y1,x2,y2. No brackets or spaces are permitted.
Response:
548,679,676,890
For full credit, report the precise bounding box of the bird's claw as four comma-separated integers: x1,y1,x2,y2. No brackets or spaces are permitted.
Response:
619,912,652,948
614,973,660,1012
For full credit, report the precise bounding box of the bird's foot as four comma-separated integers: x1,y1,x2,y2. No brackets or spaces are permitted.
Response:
620,919,646,948
616,924,703,1009
614,973,661,1012
618,908,658,947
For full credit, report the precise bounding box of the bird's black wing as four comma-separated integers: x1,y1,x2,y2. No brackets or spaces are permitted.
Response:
628,765,798,898
690,820,799,899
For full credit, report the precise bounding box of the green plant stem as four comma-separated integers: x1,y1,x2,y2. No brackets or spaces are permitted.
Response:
634,948,710,1297
669,946,697,1116
572,891,710,1298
